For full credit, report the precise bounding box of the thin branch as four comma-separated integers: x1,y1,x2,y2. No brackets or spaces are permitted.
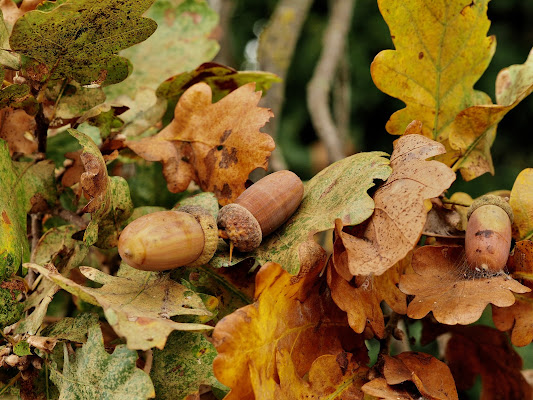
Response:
379,311,402,356
52,208,88,229
35,106,49,154
333,43,352,150
307,0,356,163
257,0,314,172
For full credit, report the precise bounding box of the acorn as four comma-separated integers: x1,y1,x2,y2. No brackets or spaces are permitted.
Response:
118,206,218,271
465,195,513,273
217,170,304,253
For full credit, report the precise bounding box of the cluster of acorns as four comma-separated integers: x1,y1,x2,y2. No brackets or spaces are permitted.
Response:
118,170,305,271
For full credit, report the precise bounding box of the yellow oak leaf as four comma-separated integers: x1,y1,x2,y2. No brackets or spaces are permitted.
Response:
372,0,494,154
510,168,533,241
449,48,533,180
127,82,275,205
212,261,368,400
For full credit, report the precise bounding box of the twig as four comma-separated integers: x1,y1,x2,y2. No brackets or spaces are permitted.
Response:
35,106,49,154
379,311,402,356
257,0,313,172
307,0,356,163
52,208,88,229
143,350,153,375
333,43,352,150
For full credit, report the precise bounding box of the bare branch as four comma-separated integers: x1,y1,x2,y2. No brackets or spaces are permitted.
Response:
307,0,355,163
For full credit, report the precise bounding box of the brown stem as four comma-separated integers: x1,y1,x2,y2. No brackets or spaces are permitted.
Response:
379,311,402,356
307,0,356,163
35,105,49,154
52,208,88,229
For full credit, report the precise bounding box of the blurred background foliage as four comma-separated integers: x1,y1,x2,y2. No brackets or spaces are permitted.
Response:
216,0,533,197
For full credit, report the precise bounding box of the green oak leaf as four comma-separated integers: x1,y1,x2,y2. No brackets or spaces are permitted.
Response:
41,313,99,343
26,262,215,351
242,152,391,275
0,286,24,328
0,139,56,281
105,0,218,100
50,324,155,400
157,62,281,104
69,129,133,248
10,0,157,85
173,191,220,219
151,331,228,400
0,68,31,108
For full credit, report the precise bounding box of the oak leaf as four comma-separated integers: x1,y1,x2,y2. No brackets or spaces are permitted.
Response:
449,48,533,180
26,262,214,351
247,151,391,275
328,253,407,338
127,82,275,205
510,168,533,241
399,245,530,325
212,261,368,400
372,0,494,156
445,326,532,399
362,352,458,400
0,107,36,155
334,132,455,277
492,240,533,346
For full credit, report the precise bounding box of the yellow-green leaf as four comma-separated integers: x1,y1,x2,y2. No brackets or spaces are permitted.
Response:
510,168,533,241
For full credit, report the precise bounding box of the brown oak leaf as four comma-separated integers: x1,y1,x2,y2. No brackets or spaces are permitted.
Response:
0,108,36,155
493,240,533,346
212,261,368,400
362,352,458,400
127,82,275,205
446,326,532,399
334,130,456,277
328,251,407,338
399,245,530,325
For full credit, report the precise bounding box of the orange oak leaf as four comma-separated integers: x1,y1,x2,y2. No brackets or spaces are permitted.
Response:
267,350,368,400
399,245,530,325
127,82,275,205
333,131,455,276
212,261,368,400
328,250,407,338
492,240,533,346
362,352,458,400
446,326,532,399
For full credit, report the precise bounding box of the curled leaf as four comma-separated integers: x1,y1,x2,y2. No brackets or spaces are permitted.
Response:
127,82,275,205
399,245,530,325
334,133,455,276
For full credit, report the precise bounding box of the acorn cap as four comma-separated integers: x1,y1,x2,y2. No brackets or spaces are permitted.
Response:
467,194,514,224
179,205,218,266
217,203,262,252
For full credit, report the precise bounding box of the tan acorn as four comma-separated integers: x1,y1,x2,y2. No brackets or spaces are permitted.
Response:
217,170,304,253
465,195,513,273
118,206,218,271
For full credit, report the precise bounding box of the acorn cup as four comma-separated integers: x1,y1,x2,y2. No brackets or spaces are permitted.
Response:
217,170,304,252
465,194,514,273
118,206,218,271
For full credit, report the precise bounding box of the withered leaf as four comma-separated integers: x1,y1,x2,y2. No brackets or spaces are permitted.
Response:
446,326,532,399
127,82,275,205
399,246,530,325
0,107,36,155
212,261,368,400
335,132,455,277
362,352,458,400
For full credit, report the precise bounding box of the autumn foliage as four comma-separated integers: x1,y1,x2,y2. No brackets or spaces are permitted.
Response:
1,0,533,399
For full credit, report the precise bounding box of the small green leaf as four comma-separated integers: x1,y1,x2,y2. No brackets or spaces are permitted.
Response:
151,331,228,400
49,324,155,400
13,340,32,356
10,0,157,85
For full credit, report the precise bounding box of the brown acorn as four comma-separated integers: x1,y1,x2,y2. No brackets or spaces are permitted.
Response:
465,195,513,273
217,170,304,252
118,207,218,271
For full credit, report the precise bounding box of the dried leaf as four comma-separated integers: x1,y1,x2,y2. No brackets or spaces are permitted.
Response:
362,352,458,400
26,263,214,351
247,151,391,275
157,62,281,103
372,0,494,155
0,0,40,31
69,129,133,247
335,133,455,276
0,139,55,281
150,331,227,400
105,0,219,101
446,326,532,399
270,350,367,400
49,324,155,400
10,0,157,85
328,256,407,338
449,48,533,180
492,240,533,346
127,82,275,205
399,246,530,325
212,262,368,400
0,107,36,155
510,168,533,241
